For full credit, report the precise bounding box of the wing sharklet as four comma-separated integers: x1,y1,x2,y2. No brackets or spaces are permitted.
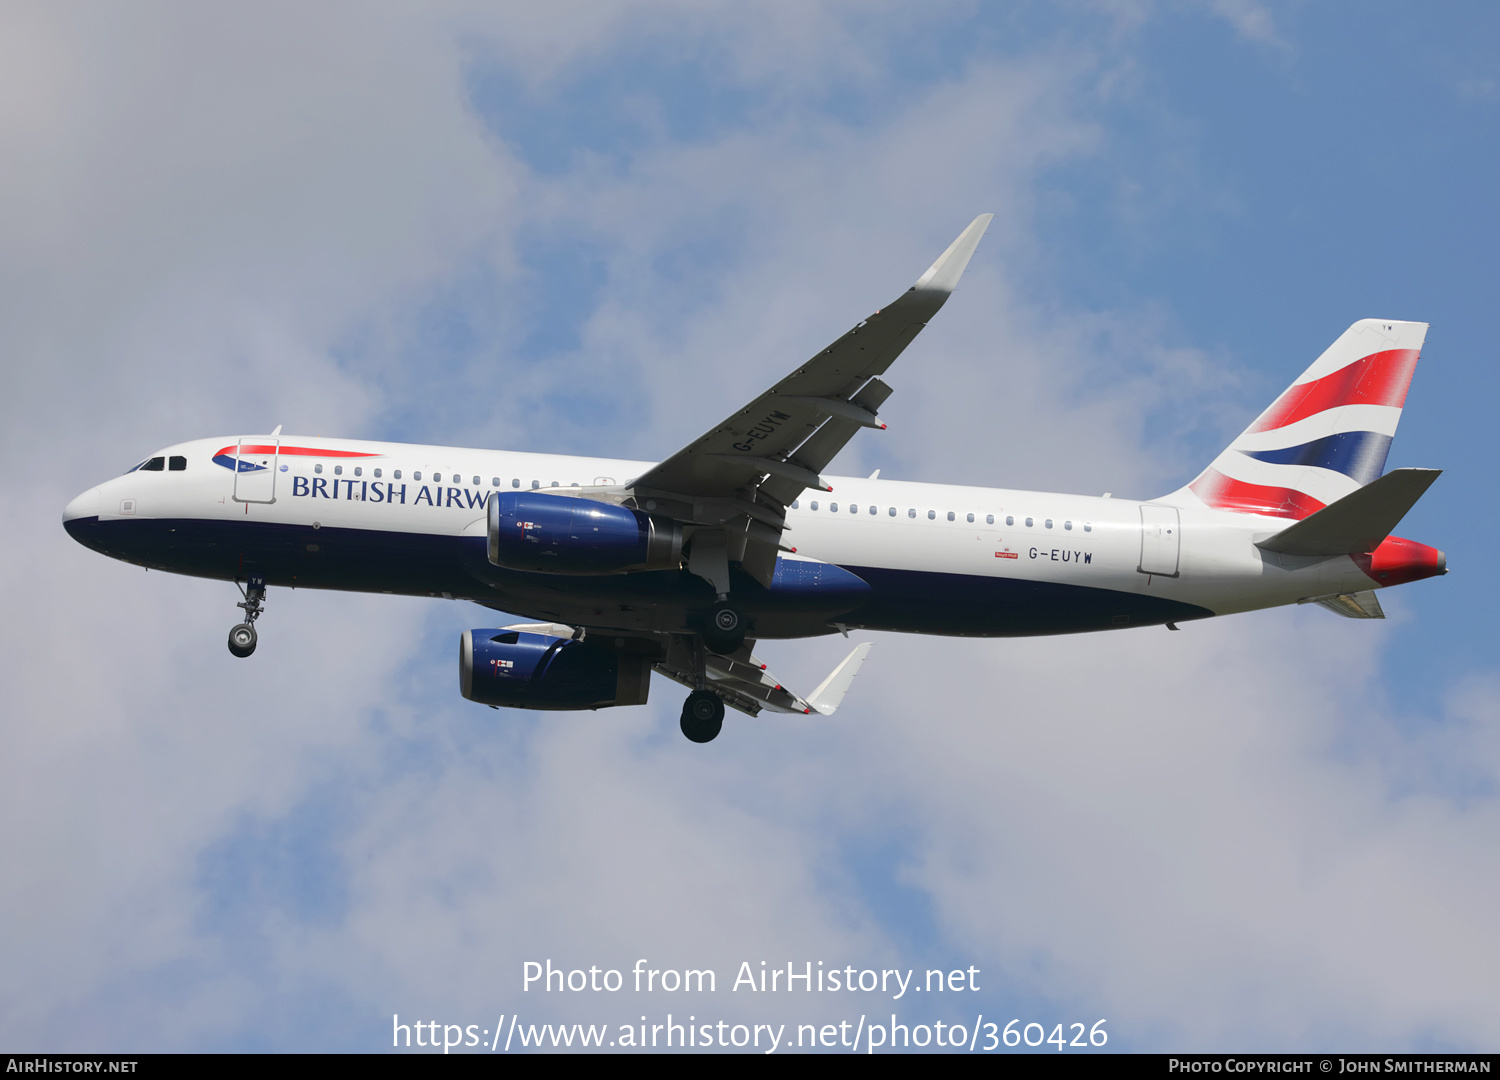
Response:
806,642,873,716
912,214,993,294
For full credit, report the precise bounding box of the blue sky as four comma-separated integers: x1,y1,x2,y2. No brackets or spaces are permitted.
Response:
3,0,1498,1053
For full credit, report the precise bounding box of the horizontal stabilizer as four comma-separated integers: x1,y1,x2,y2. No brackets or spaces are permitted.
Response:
806,642,873,716
1301,591,1386,619
1256,468,1441,556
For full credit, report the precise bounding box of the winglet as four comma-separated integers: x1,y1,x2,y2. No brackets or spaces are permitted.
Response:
1256,468,1441,556
912,214,993,295
805,642,873,715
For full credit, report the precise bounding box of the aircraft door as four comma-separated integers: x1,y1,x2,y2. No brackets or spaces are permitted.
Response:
1138,504,1180,577
232,436,280,504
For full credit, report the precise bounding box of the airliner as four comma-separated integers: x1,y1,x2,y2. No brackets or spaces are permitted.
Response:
62,215,1446,742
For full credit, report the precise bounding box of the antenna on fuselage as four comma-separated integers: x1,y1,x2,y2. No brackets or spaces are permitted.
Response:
270,424,283,437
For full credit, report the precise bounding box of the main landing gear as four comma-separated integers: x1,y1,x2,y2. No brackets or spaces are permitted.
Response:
680,690,725,743
702,600,746,655
228,573,266,658
678,632,726,743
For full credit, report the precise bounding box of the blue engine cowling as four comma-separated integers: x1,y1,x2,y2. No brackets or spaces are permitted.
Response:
460,628,653,710
487,491,682,574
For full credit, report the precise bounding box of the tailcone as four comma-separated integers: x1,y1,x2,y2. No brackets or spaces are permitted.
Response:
1357,535,1446,587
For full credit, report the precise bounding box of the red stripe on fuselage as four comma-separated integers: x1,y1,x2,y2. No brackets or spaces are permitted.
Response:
1247,349,1419,434
214,445,381,458
1189,468,1326,520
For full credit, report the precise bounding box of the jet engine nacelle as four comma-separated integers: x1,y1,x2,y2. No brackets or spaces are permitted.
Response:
459,628,653,710
487,491,682,574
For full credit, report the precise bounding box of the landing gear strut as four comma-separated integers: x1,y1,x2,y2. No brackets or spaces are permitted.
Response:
680,690,724,743
702,600,747,655
228,573,266,658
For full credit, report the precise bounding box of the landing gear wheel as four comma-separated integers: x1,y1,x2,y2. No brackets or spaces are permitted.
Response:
228,622,258,658
680,690,725,743
702,601,747,655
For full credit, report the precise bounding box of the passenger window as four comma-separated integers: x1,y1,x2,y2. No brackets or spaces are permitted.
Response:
1084,523,1092,533
169,456,187,471
908,508,916,518
869,505,876,515
1025,517,1033,527
374,468,382,478
830,503,839,512
986,514,994,525
492,478,499,487
849,504,857,514
512,479,520,488
433,472,441,483
474,476,481,486
966,513,974,523
551,481,559,487
414,471,422,481
810,501,819,511
791,500,800,509
394,470,402,480
531,480,540,489
1006,515,1014,526
927,510,935,520
354,467,362,477
1064,520,1072,530
888,507,896,517
334,465,343,476
1045,519,1053,529
314,463,323,474
947,512,955,522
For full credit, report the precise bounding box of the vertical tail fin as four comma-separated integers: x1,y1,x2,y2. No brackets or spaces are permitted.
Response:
1170,319,1427,519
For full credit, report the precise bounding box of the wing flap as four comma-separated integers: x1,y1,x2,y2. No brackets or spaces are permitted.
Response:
652,638,875,717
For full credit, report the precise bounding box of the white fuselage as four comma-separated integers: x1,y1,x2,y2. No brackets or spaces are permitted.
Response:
63,434,1390,640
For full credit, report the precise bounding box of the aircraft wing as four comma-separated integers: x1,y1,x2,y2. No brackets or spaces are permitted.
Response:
631,215,992,505
654,637,873,717
628,214,991,588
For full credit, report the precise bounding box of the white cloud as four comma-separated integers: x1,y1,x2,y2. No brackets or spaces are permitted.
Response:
1205,0,1289,53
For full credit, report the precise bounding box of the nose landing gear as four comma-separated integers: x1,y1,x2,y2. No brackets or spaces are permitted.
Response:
228,573,266,658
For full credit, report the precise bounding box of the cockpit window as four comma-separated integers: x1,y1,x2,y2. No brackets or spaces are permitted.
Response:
169,456,187,471
138,457,165,472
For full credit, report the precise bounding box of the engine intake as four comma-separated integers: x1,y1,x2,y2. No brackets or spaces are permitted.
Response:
460,628,652,710
487,491,681,574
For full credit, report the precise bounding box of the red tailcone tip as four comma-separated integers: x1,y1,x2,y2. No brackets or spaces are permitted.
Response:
1359,535,1447,587
878,423,887,430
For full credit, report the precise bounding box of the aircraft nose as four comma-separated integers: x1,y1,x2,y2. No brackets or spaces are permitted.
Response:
63,486,101,523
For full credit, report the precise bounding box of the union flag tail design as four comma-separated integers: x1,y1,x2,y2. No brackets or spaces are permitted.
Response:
1174,319,1427,519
